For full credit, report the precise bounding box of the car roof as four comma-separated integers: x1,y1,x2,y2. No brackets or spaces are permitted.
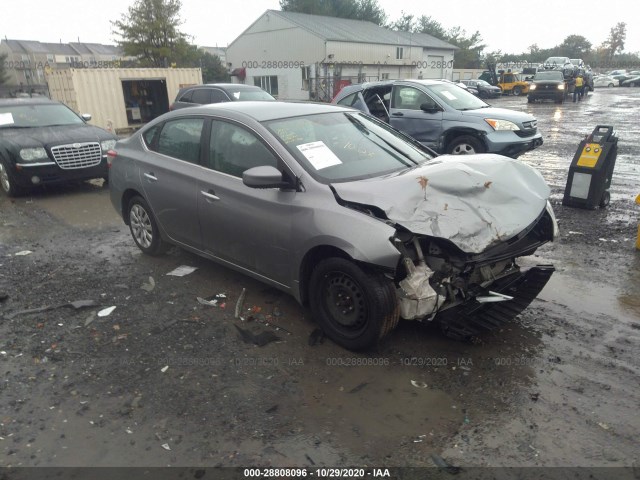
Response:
184,83,264,91
338,78,459,93
0,97,59,107
175,101,351,122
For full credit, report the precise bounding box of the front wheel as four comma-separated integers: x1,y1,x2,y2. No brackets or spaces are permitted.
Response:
0,159,27,197
512,86,523,96
309,258,399,350
447,135,485,155
599,190,610,208
127,195,168,255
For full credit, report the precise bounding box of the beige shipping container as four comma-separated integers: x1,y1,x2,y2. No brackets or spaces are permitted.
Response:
46,68,202,133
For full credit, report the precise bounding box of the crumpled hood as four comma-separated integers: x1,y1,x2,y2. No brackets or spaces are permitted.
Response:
331,154,550,253
0,125,115,149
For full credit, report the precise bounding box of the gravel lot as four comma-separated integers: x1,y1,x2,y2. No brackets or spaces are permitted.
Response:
0,87,639,474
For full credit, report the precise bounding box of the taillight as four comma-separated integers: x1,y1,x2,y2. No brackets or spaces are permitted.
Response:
106,149,117,168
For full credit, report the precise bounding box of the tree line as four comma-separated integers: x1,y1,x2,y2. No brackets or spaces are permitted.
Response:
98,0,638,85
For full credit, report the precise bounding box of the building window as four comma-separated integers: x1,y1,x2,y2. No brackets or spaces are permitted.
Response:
47,54,55,64
396,47,403,60
254,75,278,97
381,73,390,80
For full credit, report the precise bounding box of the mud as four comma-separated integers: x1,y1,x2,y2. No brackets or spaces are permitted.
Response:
0,88,639,470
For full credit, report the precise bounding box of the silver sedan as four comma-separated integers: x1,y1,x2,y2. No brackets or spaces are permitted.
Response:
109,102,557,350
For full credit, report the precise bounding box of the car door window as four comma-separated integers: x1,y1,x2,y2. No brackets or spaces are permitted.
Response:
392,86,436,110
157,118,204,163
178,90,193,102
207,120,278,177
210,89,229,103
191,89,211,105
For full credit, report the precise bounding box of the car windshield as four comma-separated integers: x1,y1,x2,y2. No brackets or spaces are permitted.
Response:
266,111,434,183
228,89,275,101
427,83,488,111
534,71,564,81
0,104,84,128
476,80,491,87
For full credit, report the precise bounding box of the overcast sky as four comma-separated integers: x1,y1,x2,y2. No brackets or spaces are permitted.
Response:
1,0,637,55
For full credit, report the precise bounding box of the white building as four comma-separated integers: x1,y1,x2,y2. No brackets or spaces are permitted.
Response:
226,10,458,101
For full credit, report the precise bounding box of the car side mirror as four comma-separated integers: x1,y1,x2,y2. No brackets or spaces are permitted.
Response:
420,103,441,113
81,113,92,121
243,165,293,190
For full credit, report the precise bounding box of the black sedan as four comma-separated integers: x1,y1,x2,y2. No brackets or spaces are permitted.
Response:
0,97,117,196
460,79,502,99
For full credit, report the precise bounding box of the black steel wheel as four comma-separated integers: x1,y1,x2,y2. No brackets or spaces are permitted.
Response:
447,135,485,155
599,190,611,208
127,195,168,255
309,258,399,350
0,159,27,197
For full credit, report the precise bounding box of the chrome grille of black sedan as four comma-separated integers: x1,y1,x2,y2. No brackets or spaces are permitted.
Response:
50,142,102,169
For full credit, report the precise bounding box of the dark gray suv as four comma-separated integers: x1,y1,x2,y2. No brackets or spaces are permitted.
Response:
169,83,275,110
333,80,542,158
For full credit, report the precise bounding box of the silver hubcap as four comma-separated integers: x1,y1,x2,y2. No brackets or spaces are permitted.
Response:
0,163,10,193
130,204,153,248
451,143,476,155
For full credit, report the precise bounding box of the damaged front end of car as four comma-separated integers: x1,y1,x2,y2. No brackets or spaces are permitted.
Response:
391,202,557,338
332,154,558,339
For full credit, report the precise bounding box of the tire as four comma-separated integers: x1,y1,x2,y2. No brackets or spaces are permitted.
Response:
447,135,485,155
0,159,28,197
555,96,564,104
127,195,168,255
599,190,610,208
309,257,399,350
608,83,614,88
527,97,534,103
512,86,522,96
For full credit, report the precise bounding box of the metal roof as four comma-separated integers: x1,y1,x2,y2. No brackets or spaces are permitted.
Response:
2,39,122,57
266,10,458,50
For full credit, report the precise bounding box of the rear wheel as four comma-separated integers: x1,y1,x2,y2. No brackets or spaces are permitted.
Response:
599,190,610,208
127,195,168,255
512,86,523,96
309,257,399,350
447,135,485,155
0,159,27,197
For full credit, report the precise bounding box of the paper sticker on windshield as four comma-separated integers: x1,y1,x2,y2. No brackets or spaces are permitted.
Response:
442,91,457,100
297,141,342,170
0,113,14,126
232,92,240,100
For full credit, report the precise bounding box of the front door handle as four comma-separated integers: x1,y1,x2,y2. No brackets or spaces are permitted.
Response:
201,190,220,201
391,112,404,117
144,172,158,181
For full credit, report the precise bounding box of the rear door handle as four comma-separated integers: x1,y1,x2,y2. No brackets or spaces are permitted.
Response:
144,172,158,181
201,190,220,201
391,112,404,117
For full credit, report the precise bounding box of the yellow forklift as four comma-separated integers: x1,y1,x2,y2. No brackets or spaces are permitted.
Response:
480,64,530,96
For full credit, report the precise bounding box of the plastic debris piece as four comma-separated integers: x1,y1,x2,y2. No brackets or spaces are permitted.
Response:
348,382,369,394
216,293,227,299
431,454,461,474
126,428,133,434
166,265,198,277
161,443,171,451
141,276,155,292
411,380,428,388
567,231,584,235
98,306,116,317
161,366,169,373
234,324,280,347
598,422,610,430
196,297,218,307
5,300,97,320
308,328,325,346
234,288,246,319
219,302,226,309
14,250,33,256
